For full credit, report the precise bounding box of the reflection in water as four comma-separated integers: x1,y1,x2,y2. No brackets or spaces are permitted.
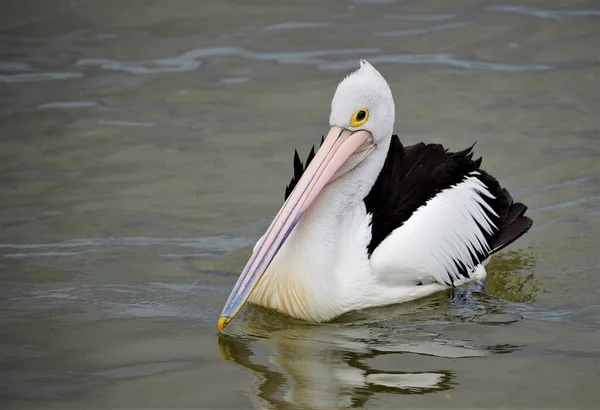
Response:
218,320,519,409
217,251,536,408
219,327,457,409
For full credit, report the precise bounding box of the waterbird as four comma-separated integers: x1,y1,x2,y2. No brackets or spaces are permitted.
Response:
218,60,532,332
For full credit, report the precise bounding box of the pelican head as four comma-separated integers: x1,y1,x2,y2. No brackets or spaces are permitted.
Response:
330,60,395,144
218,60,395,332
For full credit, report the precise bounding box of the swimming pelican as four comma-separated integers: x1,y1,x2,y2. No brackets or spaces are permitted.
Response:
218,60,532,332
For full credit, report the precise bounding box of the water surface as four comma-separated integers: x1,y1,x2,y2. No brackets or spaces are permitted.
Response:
1,0,599,408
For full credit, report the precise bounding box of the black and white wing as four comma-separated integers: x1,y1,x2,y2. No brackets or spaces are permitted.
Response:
366,136,532,287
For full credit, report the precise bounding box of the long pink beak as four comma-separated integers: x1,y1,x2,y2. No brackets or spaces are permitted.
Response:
218,126,374,331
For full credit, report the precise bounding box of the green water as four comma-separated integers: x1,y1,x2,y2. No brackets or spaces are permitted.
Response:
1,1,599,408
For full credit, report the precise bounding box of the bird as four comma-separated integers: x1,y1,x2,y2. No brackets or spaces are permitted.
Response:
218,60,532,332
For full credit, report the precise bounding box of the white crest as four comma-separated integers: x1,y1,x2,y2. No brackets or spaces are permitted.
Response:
329,60,395,142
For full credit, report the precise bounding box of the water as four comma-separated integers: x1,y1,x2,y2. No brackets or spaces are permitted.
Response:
1,0,599,408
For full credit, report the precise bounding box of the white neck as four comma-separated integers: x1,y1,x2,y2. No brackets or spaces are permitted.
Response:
293,137,389,257
249,139,390,321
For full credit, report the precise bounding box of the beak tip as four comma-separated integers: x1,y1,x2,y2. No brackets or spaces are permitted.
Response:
217,316,230,332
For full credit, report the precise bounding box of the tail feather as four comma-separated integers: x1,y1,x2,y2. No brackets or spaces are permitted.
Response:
491,215,533,254
504,202,528,226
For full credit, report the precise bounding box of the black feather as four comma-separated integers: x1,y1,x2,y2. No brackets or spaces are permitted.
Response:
284,137,324,200
491,216,533,254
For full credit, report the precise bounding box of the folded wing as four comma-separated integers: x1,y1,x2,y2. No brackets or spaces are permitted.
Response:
366,136,532,287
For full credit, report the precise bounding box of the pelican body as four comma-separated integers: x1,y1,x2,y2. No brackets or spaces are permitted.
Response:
218,61,532,331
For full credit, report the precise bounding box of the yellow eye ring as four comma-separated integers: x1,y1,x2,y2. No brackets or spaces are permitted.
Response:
350,108,369,127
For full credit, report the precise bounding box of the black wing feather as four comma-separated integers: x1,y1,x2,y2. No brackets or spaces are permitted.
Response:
284,137,324,200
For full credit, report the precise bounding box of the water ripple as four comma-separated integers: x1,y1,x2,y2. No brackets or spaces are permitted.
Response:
75,46,596,75
530,195,600,214
37,101,98,109
387,13,456,22
0,62,36,73
2,251,89,258
7,281,225,321
3,45,595,85
0,72,82,83
97,119,154,127
376,23,470,37
262,21,334,31
320,53,593,72
488,5,600,20
514,174,600,196
0,236,254,258
76,47,378,74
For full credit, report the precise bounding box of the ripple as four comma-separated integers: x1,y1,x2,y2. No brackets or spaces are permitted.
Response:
387,13,456,22
76,47,378,74
37,101,98,109
530,195,600,214
0,62,36,73
0,72,83,83
93,361,191,378
75,46,596,76
77,56,201,74
488,5,600,20
377,23,470,37
0,235,255,258
98,119,155,127
262,21,334,31
2,251,89,258
6,281,226,321
366,372,446,390
375,339,487,357
320,53,592,72
514,174,600,196
219,77,250,84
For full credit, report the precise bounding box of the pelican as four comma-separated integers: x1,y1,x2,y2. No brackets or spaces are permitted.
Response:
218,60,532,332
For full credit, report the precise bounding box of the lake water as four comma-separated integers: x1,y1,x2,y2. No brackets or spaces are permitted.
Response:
1,0,599,408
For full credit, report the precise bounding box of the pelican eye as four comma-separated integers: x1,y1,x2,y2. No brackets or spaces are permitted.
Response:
350,109,369,127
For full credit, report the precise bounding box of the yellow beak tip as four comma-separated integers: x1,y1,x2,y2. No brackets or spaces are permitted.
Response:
217,316,230,332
